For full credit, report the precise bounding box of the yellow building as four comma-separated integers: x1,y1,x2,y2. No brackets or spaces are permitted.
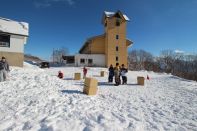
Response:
63,11,133,67
78,11,133,67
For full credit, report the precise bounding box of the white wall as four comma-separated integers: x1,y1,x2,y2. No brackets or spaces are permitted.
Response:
75,54,105,67
0,35,26,53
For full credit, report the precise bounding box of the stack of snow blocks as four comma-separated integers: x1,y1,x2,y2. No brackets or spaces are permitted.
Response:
137,76,145,86
100,71,105,77
74,73,81,80
83,77,98,95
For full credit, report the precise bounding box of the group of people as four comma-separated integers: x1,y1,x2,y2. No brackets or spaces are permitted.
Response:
58,64,127,86
108,63,128,86
0,57,10,82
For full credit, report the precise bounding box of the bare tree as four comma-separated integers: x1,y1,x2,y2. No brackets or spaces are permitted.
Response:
52,47,69,64
128,50,154,70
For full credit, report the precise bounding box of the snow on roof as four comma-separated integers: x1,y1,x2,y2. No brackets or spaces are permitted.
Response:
104,11,130,21
104,11,115,17
0,17,29,36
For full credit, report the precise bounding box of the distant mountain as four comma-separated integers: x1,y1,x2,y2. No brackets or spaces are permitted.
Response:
24,54,43,63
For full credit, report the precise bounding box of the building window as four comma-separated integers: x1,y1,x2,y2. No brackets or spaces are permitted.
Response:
116,35,119,39
80,59,85,64
0,34,10,47
88,59,93,64
116,56,119,61
116,46,118,51
116,19,120,26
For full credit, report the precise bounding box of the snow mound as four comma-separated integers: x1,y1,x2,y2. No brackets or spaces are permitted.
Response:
23,61,39,68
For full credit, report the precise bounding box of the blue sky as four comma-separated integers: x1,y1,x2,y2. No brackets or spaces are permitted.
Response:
0,0,197,60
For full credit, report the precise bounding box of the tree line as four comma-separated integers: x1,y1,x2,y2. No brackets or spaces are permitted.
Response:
128,50,197,81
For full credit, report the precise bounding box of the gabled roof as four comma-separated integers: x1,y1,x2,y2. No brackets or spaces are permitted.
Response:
79,34,105,53
0,17,29,37
102,10,130,24
126,39,133,46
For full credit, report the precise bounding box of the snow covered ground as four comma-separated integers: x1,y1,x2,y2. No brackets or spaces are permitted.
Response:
0,63,197,131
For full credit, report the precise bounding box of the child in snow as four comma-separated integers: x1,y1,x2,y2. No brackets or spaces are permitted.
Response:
83,66,87,79
120,64,128,84
58,71,64,79
0,57,10,82
114,63,121,86
108,64,114,82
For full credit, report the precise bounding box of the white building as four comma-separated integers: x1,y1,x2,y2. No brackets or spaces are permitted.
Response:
75,54,105,67
0,17,29,67
62,54,105,67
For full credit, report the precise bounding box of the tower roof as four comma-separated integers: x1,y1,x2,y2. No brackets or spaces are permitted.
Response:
102,10,130,24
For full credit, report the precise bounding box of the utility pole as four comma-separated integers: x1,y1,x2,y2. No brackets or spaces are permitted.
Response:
53,48,54,63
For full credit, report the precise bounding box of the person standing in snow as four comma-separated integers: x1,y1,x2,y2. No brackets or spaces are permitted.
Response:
0,57,10,82
120,64,128,84
114,63,121,86
108,64,114,82
83,66,87,79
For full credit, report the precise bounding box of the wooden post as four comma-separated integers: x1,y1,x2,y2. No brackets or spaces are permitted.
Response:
74,73,81,80
100,71,105,77
83,77,98,95
137,76,145,86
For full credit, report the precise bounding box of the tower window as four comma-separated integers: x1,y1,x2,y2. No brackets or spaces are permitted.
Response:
116,35,119,39
116,21,120,26
116,19,120,26
116,56,119,61
116,46,119,51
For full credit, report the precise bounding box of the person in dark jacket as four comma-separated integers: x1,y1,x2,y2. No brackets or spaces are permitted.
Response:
120,64,128,84
0,57,10,82
108,64,114,82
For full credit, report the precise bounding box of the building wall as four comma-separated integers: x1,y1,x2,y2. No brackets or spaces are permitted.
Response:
0,51,24,67
89,36,105,54
0,34,26,67
105,17,128,67
0,35,26,53
75,54,105,67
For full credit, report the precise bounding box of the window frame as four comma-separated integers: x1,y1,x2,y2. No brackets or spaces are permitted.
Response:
116,35,119,40
88,59,93,64
116,56,119,61
80,58,85,64
116,19,120,26
116,46,119,51
0,34,10,47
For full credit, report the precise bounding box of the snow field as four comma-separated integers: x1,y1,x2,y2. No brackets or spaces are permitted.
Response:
0,64,196,131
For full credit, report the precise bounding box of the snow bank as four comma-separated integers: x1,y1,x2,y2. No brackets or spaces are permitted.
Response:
0,65,196,131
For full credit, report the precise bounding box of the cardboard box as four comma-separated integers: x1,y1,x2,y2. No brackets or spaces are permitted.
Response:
83,77,98,95
100,71,105,77
74,73,81,80
137,77,145,86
